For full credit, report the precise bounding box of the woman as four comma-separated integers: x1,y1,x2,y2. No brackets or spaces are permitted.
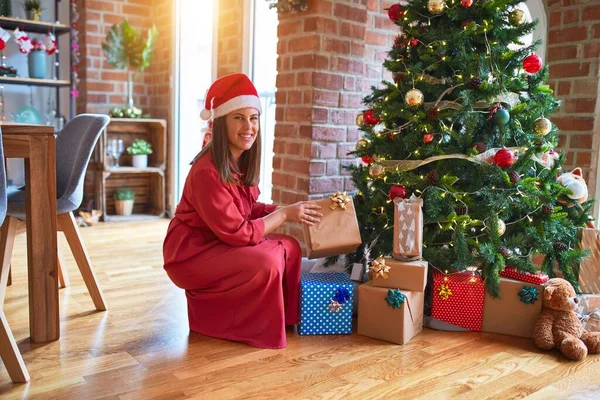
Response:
163,73,322,349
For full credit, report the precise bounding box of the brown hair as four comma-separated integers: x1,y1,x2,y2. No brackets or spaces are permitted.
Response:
191,114,261,186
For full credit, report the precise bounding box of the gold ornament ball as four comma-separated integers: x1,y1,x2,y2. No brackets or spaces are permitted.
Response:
509,9,526,26
356,113,364,127
427,0,446,15
369,163,385,179
533,117,552,136
405,88,424,107
497,219,506,236
356,139,369,151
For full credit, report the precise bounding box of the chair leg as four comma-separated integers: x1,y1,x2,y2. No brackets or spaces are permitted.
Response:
0,311,30,383
0,217,18,308
58,212,107,311
57,235,69,289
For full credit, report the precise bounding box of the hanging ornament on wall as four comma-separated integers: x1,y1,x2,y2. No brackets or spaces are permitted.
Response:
533,117,552,136
509,9,526,26
497,219,506,236
44,32,57,55
362,154,373,164
369,163,385,178
523,54,543,73
494,148,516,168
405,88,424,107
427,0,446,15
363,109,380,126
356,113,364,127
356,138,369,151
423,133,434,144
388,4,404,21
389,185,408,201
461,0,473,8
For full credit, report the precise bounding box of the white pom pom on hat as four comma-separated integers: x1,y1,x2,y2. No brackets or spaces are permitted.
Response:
200,73,262,121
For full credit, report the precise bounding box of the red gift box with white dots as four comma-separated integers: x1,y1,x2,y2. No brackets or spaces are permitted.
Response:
431,270,485,331
499,266,548,285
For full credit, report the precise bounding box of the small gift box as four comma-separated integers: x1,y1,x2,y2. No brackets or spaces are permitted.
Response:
482,278,544,338
298,272,353,335
431,269,485,331
575,294,600,332
357,281,424,345
370,257,428,292
499,266,549,285
302,191,362,259
577,228,600,294
393,195,423,261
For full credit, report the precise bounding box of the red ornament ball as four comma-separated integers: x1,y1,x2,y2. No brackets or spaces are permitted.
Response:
423,133,434,144
389,185,408,201
494,148,516,169
388,4,404,21
523,54,543,74
363,109,380,126
410,38,419,47
362,155,373,164
461,0,473,7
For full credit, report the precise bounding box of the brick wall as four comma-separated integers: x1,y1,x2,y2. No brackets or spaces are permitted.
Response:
217,0,245,77
544,0,600,204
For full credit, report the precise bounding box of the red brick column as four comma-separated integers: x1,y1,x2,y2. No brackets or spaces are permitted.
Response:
545,0,600,202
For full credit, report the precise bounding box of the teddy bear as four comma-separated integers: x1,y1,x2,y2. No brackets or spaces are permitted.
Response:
534,278,600,360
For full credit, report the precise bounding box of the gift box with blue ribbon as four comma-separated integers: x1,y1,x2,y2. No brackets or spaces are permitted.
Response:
298,272,353,335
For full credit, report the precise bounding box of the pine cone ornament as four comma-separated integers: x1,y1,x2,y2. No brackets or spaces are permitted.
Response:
509,171,521,184
474,142,486,154
386,132,395,142
427,169,439,184
427,107,440,121
455,205,468,215
542,204,554,215
468,77,482,89
499,246,511,257
553,242,568,252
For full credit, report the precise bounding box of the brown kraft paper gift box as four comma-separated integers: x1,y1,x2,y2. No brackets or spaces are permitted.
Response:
393,196,423,261
578,228,600,294
482,278,544,338
358,281,424,345
371,258,428,292
302,192,362,259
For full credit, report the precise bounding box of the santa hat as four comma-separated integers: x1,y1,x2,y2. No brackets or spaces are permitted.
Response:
200,73,262,121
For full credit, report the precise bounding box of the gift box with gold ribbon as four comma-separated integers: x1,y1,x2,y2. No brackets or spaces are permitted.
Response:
369,257,428,292
302,191,362,259
357,281,424,345
393,195,423,261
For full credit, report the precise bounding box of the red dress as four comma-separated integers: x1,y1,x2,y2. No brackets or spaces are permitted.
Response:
163,152,301,349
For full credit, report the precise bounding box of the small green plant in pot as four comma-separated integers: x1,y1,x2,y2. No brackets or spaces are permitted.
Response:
127,139,153,168
24,0,42,21
113,188,135,216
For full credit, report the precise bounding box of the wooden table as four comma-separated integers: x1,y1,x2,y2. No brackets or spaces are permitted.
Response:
1,123,58,343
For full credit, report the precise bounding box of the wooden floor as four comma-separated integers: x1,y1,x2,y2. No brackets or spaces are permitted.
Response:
1,219,599,399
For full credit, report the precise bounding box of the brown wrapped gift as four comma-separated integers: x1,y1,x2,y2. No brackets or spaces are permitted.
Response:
393,196,423,261
371,258,428,292
482,278,544,338
578,228,600,294
357,281,424,345
302,192,362,259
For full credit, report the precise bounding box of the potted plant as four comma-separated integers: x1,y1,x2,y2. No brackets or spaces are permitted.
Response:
113,188,135,216
28,39,46,79
24,0,42,21
101,20,157,118
127,139,153,168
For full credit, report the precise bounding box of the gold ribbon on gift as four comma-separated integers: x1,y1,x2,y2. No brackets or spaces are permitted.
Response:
370,257,390,279
380,147,527,174
329,191,351,210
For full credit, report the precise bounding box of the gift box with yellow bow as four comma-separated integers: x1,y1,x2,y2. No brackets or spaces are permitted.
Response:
302,191,362,259
369,257,428,292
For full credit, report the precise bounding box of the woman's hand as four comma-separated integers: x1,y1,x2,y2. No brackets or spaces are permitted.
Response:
285,201,323,226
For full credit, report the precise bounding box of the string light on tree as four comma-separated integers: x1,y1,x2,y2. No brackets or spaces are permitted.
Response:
427,0,446,15
405,88,424,107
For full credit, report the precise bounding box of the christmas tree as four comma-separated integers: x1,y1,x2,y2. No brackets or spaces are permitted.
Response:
346,0,593,296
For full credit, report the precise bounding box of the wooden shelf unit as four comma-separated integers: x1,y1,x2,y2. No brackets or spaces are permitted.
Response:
89,118,168,221
0,16,71,35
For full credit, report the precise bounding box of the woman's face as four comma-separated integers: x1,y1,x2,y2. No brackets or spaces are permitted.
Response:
225,107,259,160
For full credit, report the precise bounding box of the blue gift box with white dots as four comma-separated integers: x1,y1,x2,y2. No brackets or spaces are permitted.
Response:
298,272,354,335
